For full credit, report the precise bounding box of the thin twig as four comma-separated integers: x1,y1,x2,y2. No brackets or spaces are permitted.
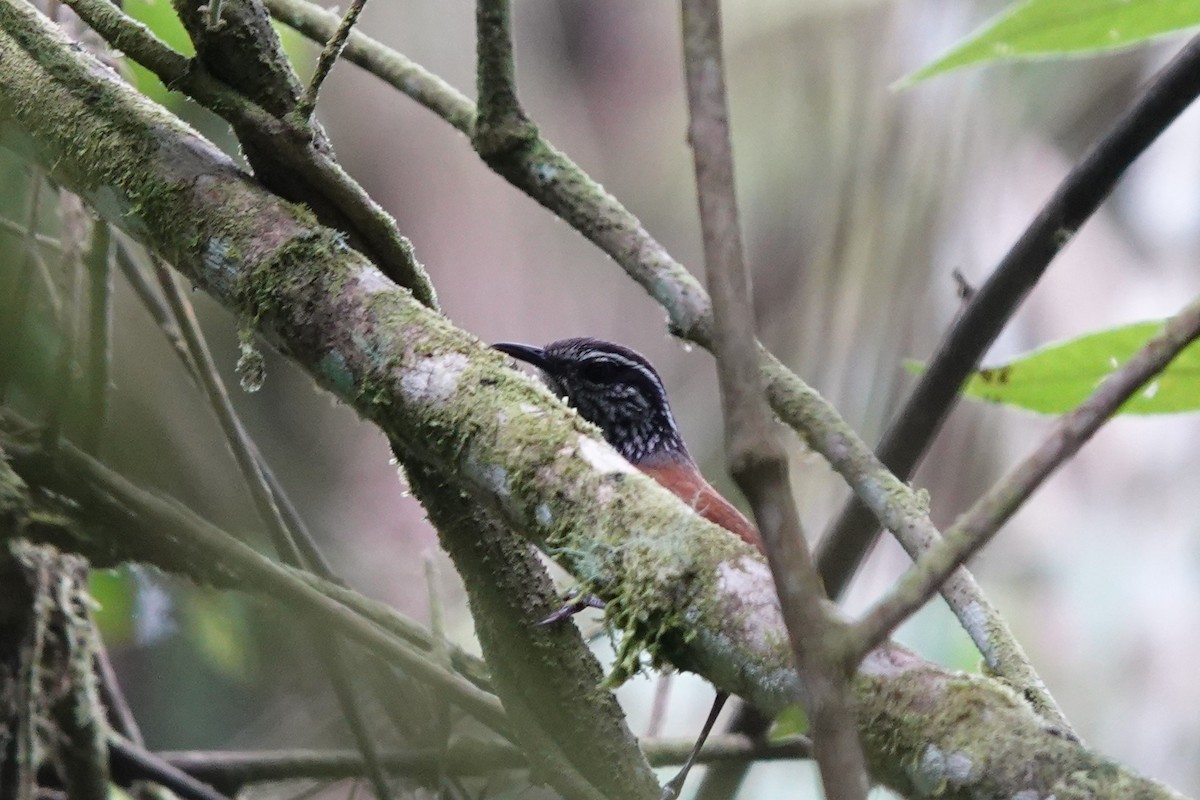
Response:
43,191,90,445
817,33,1200,598
315,646,396,800
0,177,45,401
80,222,112,455
423,554,454,790
646,672,673,738
853,296,1200,658
155,260,302,563
0,212,62,253
93,634,143,745
291,570,492,691
109,737,231,800
119,241,338,576
678,2,867,798
263,0,475,132
296,0,368,121
112,240,196,376
153,734,812,788
153,259,397,800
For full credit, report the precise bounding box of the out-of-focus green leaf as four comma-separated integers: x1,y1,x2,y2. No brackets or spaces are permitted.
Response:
116,3,310,107
901,0,1200,86
89,568,137,644
768,704,808,741
122,0,195,107
908,320,1200,415
183,591,258,681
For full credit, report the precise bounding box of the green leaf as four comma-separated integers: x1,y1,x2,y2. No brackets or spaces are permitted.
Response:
183,591,258,681
121,2,309,109
908,319,1200,415
901,0,1200,86
768,704,808,741
123,0,195,107
89,568,137,644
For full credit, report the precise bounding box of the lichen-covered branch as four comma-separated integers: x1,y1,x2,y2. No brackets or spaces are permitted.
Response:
259,0,1064,727
62,0,437,308
0,7,1185,797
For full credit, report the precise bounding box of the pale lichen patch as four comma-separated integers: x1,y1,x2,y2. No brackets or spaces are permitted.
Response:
715,556,782,652
354,265,394,295
961,600,996,665
914,744,948,794
577,435,637,475
400,353,469,406
946,751,974,785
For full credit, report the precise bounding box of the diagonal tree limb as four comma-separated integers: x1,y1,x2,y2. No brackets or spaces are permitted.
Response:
0,398,1185,799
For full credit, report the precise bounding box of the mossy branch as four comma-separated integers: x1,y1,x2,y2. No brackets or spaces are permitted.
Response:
0,6,1187,797
258,0,1065,726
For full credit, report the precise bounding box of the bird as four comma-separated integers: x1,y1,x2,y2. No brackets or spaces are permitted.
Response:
492,337,762,553
493,336,759,799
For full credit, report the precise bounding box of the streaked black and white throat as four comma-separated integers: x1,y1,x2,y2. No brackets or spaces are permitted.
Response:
540,338,689,466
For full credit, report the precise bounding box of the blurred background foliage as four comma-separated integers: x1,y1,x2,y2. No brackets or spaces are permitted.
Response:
3,0,1200,797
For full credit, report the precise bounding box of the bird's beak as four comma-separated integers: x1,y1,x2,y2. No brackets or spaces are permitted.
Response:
492,342,549,369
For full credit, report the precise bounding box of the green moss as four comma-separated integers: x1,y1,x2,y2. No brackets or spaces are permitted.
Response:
235,230,339,323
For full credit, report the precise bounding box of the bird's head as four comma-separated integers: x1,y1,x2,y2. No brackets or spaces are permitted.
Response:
493,337,689,466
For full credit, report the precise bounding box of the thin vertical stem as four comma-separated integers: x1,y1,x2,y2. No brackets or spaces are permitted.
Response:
679,1,868,797
153,259,397,800
80,223,112,455
0,177,45,401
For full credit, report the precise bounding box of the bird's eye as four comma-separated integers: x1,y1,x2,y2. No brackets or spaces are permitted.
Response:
578,359,625,384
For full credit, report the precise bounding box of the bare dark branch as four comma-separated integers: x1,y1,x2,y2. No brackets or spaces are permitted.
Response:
818,33,1200,599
